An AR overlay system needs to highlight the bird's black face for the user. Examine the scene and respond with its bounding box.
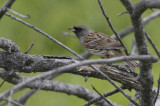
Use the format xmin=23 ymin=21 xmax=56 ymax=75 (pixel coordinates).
xmin=68 ymin=25 xmax=89 ymax=38
xmin=73 ymin=25 xmax=84 ymax=32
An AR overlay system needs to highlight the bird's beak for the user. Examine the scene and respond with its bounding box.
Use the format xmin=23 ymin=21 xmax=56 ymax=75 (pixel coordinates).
xmin=68 ymin=27 xmax=75 ymax=32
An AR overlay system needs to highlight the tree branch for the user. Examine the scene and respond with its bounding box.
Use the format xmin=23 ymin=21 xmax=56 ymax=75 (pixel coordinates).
xmin=111 ymin=10 xmax=160 ymax=39
xmin=0 ymin=38 xmax=20 ymax=53
xmin=83 ymin=86 xmax=126 ymax=106
xmin=133 ymin=0 xmax=160 ymax=19
xmin=120 ymin=0 xmax=155 ymax=105
xmin=0 ymin=0 xmax=15 ymax=19
xmin=145 ymin=32 xmax=160 ymax=58
xmin=0 ymin=51 xmax=158 ymax=73
xmin=0 ymin=70 xmax=111 ymax=106
xmin=15 ymin=89 xmax=36 ymax=106
xmin=2 ymin=98 xmax=23 ymax=106
xmin=91 ymin=84 xmax=114 ymax=106
xmin=98 ymin=0 xmax=129 ymax=55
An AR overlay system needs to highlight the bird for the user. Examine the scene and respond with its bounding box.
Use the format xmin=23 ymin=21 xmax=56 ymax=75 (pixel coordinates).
xmin=68 ymin=25 xmax=139 ymax=69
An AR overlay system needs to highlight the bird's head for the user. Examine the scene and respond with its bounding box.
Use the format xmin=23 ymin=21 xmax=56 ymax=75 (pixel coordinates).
xmin=68 ymin=25 xmax=91 ymax=38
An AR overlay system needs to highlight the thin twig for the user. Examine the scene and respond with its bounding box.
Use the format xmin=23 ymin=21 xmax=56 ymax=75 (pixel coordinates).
xmin=0 ymin=80 xmax=5 ymax=88
xmin=128 ymin=92 xmax=140 ymax=106
xmin=145 ymin=31 xmax=160 ymax=58
xmin=117 ymin=11 xmax=128 ymax=16
xmin=2 ymin=98 xmax=23 ymax=106
xmin=0 ymin=69 xmax=15 ymax=88
xmin=24 ymin=42 xmax=34 ymax=54
xmin=112 ymin=10 xmax=160 ymax=39
xmin=7 ymin=8 xmax=30 ymax=19
xmin=16 ymin=89 xmax=36 ymax=105
xmin=0 ymin=0 xmax=15 ymax=19
xmin=91 ymin=84 xmax=113 ymax=106
xmin=98 ymin=0 xmax=129 ymax=55
xmin=83 ymin=86 xmax=126 ymax=106
xmin=75 ymin=52 xmax=92 ymax=60
xmin=8 ymin=90 xmax=13 ymax=106
xmin=154 ymin=74 xmax=160 ymax=104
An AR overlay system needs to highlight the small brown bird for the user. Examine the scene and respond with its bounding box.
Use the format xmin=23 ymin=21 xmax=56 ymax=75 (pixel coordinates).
xmin=68 ymin=25 xmax=138 ymax=69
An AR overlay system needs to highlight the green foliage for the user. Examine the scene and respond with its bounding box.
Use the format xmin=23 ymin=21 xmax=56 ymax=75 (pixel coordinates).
xmin=0 ymin=0 xmax=160 ymax=105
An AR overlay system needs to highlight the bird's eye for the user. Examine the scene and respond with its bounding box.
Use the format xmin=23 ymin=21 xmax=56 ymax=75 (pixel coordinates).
xmin=74 ymin=27 xmax=82 ymax=31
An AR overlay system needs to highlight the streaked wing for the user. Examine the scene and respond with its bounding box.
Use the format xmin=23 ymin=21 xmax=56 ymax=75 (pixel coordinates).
xmin=84 ymin=32 xmax=124 ymax=50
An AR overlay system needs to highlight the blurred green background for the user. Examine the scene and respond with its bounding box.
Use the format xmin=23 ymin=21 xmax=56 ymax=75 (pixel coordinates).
xmin=0 ymin=0 xmax=160 ymax=105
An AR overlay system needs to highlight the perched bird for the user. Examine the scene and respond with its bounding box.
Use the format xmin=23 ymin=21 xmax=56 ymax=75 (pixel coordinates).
xmin=68 ymin=25 xmax=138 ymax=69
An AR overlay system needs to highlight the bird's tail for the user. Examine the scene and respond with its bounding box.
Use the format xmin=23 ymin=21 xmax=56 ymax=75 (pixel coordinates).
xmin=117 ymin=51 xmax=139 ymax=70
xmin=125 ymin=61 xmax=139 ymax=70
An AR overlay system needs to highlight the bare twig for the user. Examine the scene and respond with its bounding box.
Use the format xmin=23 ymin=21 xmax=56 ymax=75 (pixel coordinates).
xmin=145 ymin=32 xmax=160 ymax=58
xmin=8 ymin=90 xmax=13 ymax=106
xmin=24 ymin=42 xmax=34 ymax=54
xmin=117 ymin=11 xmax=128 ymax=16
xmin=128 ymin=92 xmax=140 ymax=106
xmin=0 ymin=69 xmax=16 ymax=88
xmin=75 ymin=52 xmax=92 ymax=60
xmin=15 ymin=89 xmax=36 ymax=105
xmin=91 ymin=84 xmax=114 ymax=106
xmin=83 ymin=86 xmax=126 ymax=106
xmin=0 ymin=0 xmax=15 ymax=19
xmin=154 ymin=74 xmax=160 ymax=104
xmin=2 ymin=98 xmax=23 ymax=106
xmin=98 ymin=0 xmax=129 ymax=55
xmin=7 ymin=8 xmax=30 ymax=19
xmin=112 ymin=10 xmax=160 ymax=39
xmin=0 ymin=80 xmax=5 ymax=87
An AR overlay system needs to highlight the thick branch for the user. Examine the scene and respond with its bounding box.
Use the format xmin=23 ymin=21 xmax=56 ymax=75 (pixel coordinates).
xmin=0 ymin=51 xmax=158 ymax=73
xmin=0 ymin=52 xmax=158 ymax=101
xmin=0 ymin=51 xmax=74 ymax=73
xmin=0 ymin=51 xmax=158 ymax=91
xmin=120 ymin=0 xmax=155 ymax=106
xmin=0 ymin=38 xmax=20 ymax=53
xmin=133 ymin=0 xmax=160 ymax=19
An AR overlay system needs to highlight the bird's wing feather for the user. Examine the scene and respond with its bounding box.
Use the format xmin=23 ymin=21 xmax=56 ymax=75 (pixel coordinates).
xmin=84 ymin=32 xmax=124 ymax=50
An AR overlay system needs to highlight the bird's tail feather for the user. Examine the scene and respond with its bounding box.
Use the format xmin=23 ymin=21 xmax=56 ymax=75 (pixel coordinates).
xmin=118 ymin=52 xmax=139 ymax=70
xmin=125 ymin=61 xmax=139 ymax=70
